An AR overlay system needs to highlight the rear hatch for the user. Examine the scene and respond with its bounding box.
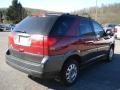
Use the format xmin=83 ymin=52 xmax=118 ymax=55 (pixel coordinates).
xmin=8 ymin=15 xmax=58 ymax=59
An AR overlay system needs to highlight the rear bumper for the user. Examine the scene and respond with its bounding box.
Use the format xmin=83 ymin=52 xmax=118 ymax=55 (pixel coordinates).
xmin=5 ymin=49 xmax=65 ymax=78
xmin=6 ymin=53 xmax=45 ymax=77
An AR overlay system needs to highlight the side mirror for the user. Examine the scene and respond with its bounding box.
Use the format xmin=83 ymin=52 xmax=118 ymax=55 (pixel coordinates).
xmin=106 ymin=29 xmax=114 ymax=36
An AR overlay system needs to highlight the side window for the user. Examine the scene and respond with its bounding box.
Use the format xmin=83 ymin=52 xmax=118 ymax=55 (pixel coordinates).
xmin=92 ymin=21 xmax=104 ymax=37
xmin=50 ymin=16 xmax=74 ymax=36
xmin=79 ymin=18 xmax=94 ymax=36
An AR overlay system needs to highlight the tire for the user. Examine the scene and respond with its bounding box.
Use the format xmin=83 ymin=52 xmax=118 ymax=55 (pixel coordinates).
xmin=61 ymin=60 xmax=79 ymax=86
xmin=115 ymin=35 xmax=118 ymax=39
xmin=106 ymin=47 xmax=114 ymax=62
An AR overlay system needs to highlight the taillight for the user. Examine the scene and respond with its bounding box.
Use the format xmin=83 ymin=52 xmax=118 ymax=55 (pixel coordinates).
xmin=8 ymin=32 xmax=14 ymax=48
xmin=43 ymin=36 xmax=57 ymax=55
xmin=31 ymin=35 xmax=43 ymax=46
xmin=8 ymin=32 xmax=14 ymax=40
xmin=31 ymin=35 xmax=57 ymax=46
xmin=43 ymin=36 xmax=57 ymax=46
xmin=114 ymin=28 xmax=117 ymax=33
xmin=30 ymin=35 xmax=57 ymax=55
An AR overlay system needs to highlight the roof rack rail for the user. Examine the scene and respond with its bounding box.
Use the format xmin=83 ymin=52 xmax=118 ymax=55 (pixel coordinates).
xmin=63 ymin=13 xmax=79 ymax=16
xmin=79 ymin=13 xmax=92 ymax=19
xmin=46 ymin=12 xmax=63 ymax=16
xmin=66 ymin=13 xmax=70 ymax=15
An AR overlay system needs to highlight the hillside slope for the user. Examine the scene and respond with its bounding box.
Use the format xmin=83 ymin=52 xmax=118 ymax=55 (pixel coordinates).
xmin=73 ymin=3 xmax=120 ymax=24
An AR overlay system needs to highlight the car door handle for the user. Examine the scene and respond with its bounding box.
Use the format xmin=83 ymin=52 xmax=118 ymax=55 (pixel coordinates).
xmin=86 ymin=41 xmax=94 ymax=43
xmin=85 ymin=41 xmax=96 ymax=44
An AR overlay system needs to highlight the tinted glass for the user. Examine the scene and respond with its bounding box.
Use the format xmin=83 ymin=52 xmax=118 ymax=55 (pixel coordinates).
xmin=49 ymin=16 xmax=75 ymax=36
xmin=108 ymin=24 xmax=115 ymax=28
xmin=79 ymin=18 xmax=94 ymax=36
xmin=93 ymin=21 xmax=104 ymax=37
xmin=12 ymin=16 xmax=58 ymax=34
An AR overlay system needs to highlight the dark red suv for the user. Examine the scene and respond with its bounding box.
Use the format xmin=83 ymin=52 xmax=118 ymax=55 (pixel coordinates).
xmin=6 ymin=13 xmax=115 ymax=85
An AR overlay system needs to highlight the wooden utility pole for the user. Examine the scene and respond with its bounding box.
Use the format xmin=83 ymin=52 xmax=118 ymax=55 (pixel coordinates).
xmin=95 ymin=0 xmax=98 ymax=20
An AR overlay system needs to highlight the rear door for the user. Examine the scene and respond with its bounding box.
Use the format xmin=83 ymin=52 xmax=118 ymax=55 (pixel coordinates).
xmin=78 ymin=17 xmax=98 ymax=63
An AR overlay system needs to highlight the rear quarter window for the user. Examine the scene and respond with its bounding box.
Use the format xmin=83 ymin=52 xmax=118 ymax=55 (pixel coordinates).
xmin=79 ymin=18 xmax=95 ymax=36
xmin=49 ymin=16 xmax=75 ymax=36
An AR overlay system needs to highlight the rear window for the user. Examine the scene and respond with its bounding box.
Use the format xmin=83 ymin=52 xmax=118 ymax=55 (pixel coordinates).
xmin=12 ymin=16 xmax=58 ymax=35
xmin=49 ymin=16 xmax=75 ymax=36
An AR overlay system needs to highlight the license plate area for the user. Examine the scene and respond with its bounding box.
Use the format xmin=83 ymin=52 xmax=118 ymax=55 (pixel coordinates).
xmin=14 ymin=35 xmax=31 ymax=46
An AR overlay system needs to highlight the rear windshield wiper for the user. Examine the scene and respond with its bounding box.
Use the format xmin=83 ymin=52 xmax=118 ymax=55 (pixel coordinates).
xmin=15 ymin=30 xmax=26 ymax=33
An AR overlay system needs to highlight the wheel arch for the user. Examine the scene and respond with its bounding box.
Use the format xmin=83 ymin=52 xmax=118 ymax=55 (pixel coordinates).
xmin=61 ymin=54 xmax=82 ymax=71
